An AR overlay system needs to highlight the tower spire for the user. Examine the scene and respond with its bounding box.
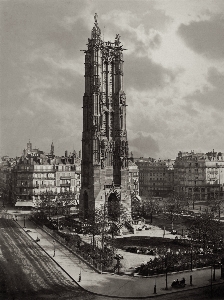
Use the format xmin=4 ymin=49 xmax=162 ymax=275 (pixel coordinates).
xmin=91 ymin=13 xmax=101 ymax=40
xmin=50 ymin=141 xmax=54 ymax=156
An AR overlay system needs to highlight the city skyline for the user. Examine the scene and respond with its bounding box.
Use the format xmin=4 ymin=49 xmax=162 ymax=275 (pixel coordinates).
xmin=1 ymin=0 xmax=224 ymax=159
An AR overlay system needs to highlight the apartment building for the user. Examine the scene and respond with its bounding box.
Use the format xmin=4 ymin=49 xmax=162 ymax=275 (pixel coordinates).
xmin=11 ymin=141 xmax=81 ymax=208
xmin=174 ymin=150 xmax=224 ymax=200
xmin=135 ymin=157 xmax=174 ymax=198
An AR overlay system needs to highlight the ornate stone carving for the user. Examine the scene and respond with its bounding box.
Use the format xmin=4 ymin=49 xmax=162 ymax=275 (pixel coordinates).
xmin=120 ymin=93 xmax=126 ymax=104
xmin=115 ymin=34 xmax=121 ymax=46
xmin=115 ymin=129 xmax=124 ymax=137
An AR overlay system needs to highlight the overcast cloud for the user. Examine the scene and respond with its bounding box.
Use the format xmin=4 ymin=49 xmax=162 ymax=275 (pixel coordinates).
xmin=1 ymin=0 xmax=224 ymax=159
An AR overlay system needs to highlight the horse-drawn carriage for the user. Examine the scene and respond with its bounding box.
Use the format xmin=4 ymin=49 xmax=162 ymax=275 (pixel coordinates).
xmin=171 ymin=277 xmax=185 ymax=288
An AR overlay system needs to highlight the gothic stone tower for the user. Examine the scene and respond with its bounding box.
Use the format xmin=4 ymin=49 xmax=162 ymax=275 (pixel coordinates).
xmin=79 ymin=15 xmax=131 ymax=219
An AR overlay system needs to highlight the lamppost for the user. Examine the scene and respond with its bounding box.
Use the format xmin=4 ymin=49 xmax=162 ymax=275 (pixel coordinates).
xmin=213 ymin=254 xmax=217 ymax=282
xmin=213 ymin=263 xmax=216 ymax=281
xmin=23 ymin=216 xmax=26 ymax=228
xmin=164 ymin=248 xmax=171 ymax=290
xmin=210 ymin=265 xmax=213 ymax=298
xmin=221 ymin=258 xmax=224 ymax=279
xmin=56 ymin=201 xmax=60 ymax=231
xmin=165 ymin=256 xmax=168 ymax=290
xmin=154 ymin=278 xmax=157 ymax=294
xmin=53 ymin=240 xmax=55 ymax=257
xmin=190 ymin=244 xmax=193 ymax=271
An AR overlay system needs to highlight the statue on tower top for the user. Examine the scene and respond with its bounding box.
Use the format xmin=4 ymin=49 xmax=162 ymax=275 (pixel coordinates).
xmin=94 ymin=13 xmax=98 ymax=25
xmin=115 ymin=34 xmax=121 ymax=46
xmin=91 ymin=13 xmax=101 ymax=40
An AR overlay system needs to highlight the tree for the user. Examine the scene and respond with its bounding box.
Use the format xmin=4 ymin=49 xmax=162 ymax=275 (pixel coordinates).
xmin=83 ymin=205 xmax=107 ymax=251
xmin=142 ymin=195 xmax=160 ymax=223
xmin=188 ymin=212 xmax=222 ymax=249
xmin=83 ymin=201 xmax=131 ymax=252
xmin=80 ymin=202 xmax=129 ymax=271
xmin=164 ymin=196 xmax=181 ymax=230
xmin=208 ymin=195 xmax=224 ymax=220
xmin=56 ymin=191 xmax=77 ymax=215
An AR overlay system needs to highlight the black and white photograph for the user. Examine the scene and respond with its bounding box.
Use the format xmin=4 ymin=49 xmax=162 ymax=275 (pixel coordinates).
xmin=1 ymin=1 xmax=224 ymax=299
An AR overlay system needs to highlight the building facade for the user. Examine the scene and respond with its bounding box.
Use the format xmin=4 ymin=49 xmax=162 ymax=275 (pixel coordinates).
xmin=135 ymin=157 xmax=174 ymax=198
xmin=0 ymin=157 xmax=13 ymax=205
xmin=55 ymin=159 xmax=81 ymax=204
xmin=79 ymin=15 xmax=135 ymax=219
xmin=11 ymin=141 xmax=81 ymax=208
xmin=174 ymin=150 xmax=224 ymax=200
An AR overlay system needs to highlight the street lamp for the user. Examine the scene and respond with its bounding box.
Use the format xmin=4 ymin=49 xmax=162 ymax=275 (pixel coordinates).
xmin=213 ymin=263 xmax=216 ymax=281
xmin=213 ymin=254 xmax=217 ymax=281
xmin=221 ymin=258 xmax=224 ymax=279
xmin=23 ymin=216 xmax=26 ymax=228
xmin=153 ymin=278 xmax=157 ymax=294
xmin=53 ymin=240 xmax=55 ymax=257
xmin=56 ymin=201 xmax=60 ymax=231
xmin=164 ymin=248 xmax=171 ymax=290
xmin=189 ymin=237 xmax=194 ymax=271
xmin=210 ymin=265 xmax=213 ymax=298
xmin=165 ymin=256 xmax=168 ymax=290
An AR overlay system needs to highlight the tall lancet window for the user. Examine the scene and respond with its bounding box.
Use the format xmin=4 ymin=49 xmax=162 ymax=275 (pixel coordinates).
xmin=105 ymin=111 xmax=109 ymax=137
xmin=110 ymin=112 xmax=114 ymax=136
xmin=120 ymin=114 xmax=123 ymax=130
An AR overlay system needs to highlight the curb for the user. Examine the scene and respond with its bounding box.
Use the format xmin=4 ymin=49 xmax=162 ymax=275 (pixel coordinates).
xmin=134 ymin=266 xmax=212 ymax=279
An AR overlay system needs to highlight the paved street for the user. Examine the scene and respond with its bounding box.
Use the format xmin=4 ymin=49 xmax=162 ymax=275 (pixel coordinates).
xmin=0 ymin=218 xmax=94 ymax=300
xmin=12 ymin=213 xmax=224 ymax=298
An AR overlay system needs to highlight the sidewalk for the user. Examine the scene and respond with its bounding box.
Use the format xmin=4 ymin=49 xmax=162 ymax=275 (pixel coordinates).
xmin=14 ymin=217 xmax=224 ymax=298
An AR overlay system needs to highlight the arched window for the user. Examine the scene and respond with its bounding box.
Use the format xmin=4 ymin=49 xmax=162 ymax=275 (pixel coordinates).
xmin=108 ymin=192 xmax=120 ymax=221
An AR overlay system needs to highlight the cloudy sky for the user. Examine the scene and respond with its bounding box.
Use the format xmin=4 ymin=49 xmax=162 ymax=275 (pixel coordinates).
xmin=1 ymin=0 xmax=224 ymax=159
